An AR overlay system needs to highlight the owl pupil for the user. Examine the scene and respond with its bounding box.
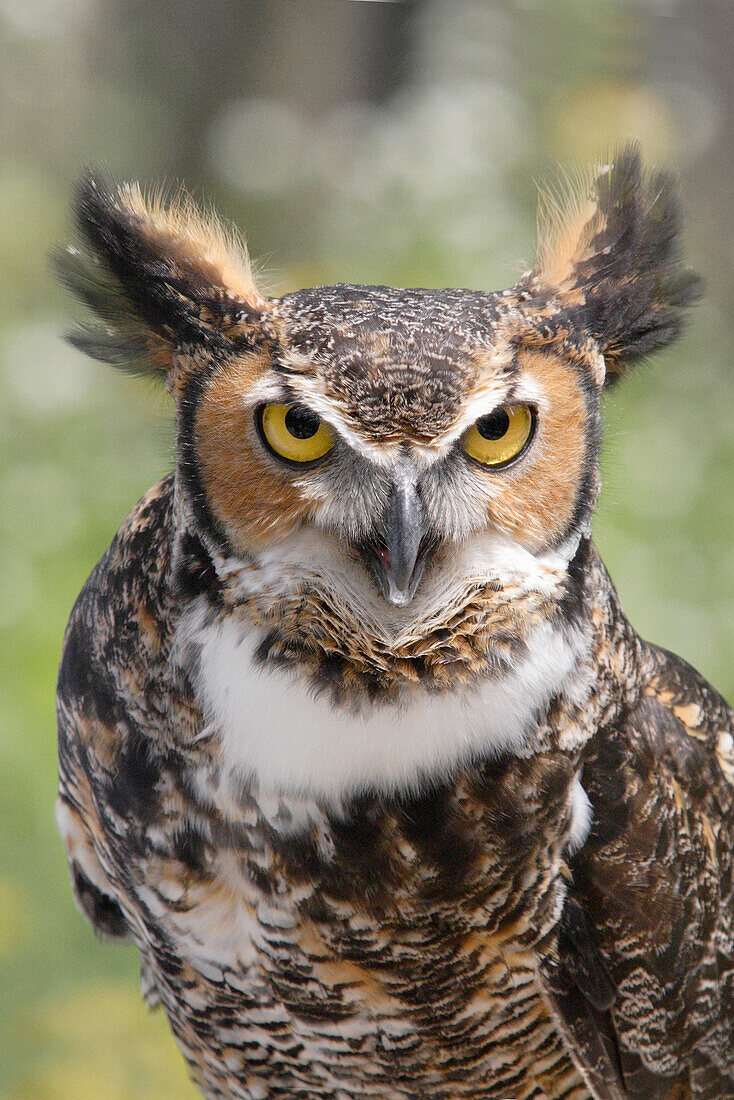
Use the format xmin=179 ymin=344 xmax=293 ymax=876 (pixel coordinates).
xmin=476 ymin=408 xmax=510 ymax=440
xmin=285 ymin=406 xmax=320 ymax=439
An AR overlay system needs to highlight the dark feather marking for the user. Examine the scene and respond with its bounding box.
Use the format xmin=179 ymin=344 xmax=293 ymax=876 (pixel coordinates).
xmin=105 ymin=729 xmax=163 ymax=827
xmin=394 ymin=786 xmax=482 ymax=897
xmin=71 ymin=863 xmax=130 ymax=940
xmin=172 ymin=530 xmax=223 ymax=606
xmin=556 ymin=535 xmax=593 ymax=628
xmin=171 ymin=824 xmax=211 ymax=876
xmin=176 ymin=361 xmax=235 ymax=559
xmin=556 ymin=897 xmax=616 ymax=1012
xmin=57 ymin=617 xmax=124 ymax=728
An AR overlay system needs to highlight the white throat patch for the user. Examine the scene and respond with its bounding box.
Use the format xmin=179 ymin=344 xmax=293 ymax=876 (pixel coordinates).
xmin=178 ymin=604 xmax=588 ymax=803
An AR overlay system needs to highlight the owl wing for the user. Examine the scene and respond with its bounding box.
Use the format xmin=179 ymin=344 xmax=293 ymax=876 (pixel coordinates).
xmin=56 ymin=476 xmax=205 ymax=964
xmin=542 ymin=644 xmax=734 ymax=1099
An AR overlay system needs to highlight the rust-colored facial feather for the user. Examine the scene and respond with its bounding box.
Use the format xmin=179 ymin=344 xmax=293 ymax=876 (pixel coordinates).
xmin=483 ymin=349 xmax=591 ymax=550
xmin=191 ymin=328 xmax=592 ymax=563
xmin=194 ymin=352 xmax=315 ymax=553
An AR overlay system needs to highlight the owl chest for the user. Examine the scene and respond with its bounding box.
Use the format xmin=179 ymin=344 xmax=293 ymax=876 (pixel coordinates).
xmin=139 ymin=774 xmax=585 ymax=1099
xmin=142 ymin=604 xmax=590 ymax=1093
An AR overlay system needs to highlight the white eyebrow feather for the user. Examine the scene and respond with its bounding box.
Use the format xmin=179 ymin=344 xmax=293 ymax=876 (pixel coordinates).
xmin=249 ymin=352 xmax=545 ymax=469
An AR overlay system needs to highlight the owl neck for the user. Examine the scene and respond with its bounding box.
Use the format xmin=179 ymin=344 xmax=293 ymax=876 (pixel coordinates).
xmin=172 ymin=514 xmax=640 ymax=801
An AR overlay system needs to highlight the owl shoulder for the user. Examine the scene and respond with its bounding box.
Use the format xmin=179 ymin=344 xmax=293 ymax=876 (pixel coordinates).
xmin=551 ymin=643 xmax=734 ymax=1094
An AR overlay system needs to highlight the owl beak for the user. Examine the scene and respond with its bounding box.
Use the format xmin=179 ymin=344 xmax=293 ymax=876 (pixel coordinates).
xmin=360 ymin=476 xmax=431 ymax=606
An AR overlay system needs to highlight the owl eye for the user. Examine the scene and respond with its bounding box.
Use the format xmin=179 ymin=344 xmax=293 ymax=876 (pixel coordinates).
xmin=257 ymin=403 xmax=334 ymax=465
xmin=461 ymin=404 xmax=535 ymax=468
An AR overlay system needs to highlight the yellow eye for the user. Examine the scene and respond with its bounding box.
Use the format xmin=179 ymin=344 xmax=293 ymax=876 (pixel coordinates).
xmin=461 ymin=404 xmax=535 ymax=468
xmin=258 ymin=403 xmax=334 ymax=465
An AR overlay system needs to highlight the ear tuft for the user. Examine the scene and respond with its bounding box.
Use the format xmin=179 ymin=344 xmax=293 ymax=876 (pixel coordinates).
xmin=55 ymin=171 xmax=268 ymax=389
xmin=533 ymin=143 xmax=703 ymax=380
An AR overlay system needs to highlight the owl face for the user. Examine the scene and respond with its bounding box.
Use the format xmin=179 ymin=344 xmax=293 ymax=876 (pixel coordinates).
xmin=60 ymin=145 xmax=699 ymax=644
xmin=190 ymin=285 xmax=597 ymax=617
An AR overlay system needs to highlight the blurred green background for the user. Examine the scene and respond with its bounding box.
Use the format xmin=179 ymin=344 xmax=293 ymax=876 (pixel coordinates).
xmin=1 ymin=0 xmax=732 ymax=1095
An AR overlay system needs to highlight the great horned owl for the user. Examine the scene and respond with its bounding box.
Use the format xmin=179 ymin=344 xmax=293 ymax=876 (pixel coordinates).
xmin=56 ymin=145 xmax=734 ymax=1099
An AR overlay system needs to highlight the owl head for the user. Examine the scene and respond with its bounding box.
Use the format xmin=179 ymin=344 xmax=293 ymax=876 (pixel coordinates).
xmin=58 ymin=145 xmax=700 ymax=696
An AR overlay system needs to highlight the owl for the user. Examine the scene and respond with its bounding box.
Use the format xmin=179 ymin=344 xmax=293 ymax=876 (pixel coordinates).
xmin=56 ymin=145 xmax=734 ymax=1100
